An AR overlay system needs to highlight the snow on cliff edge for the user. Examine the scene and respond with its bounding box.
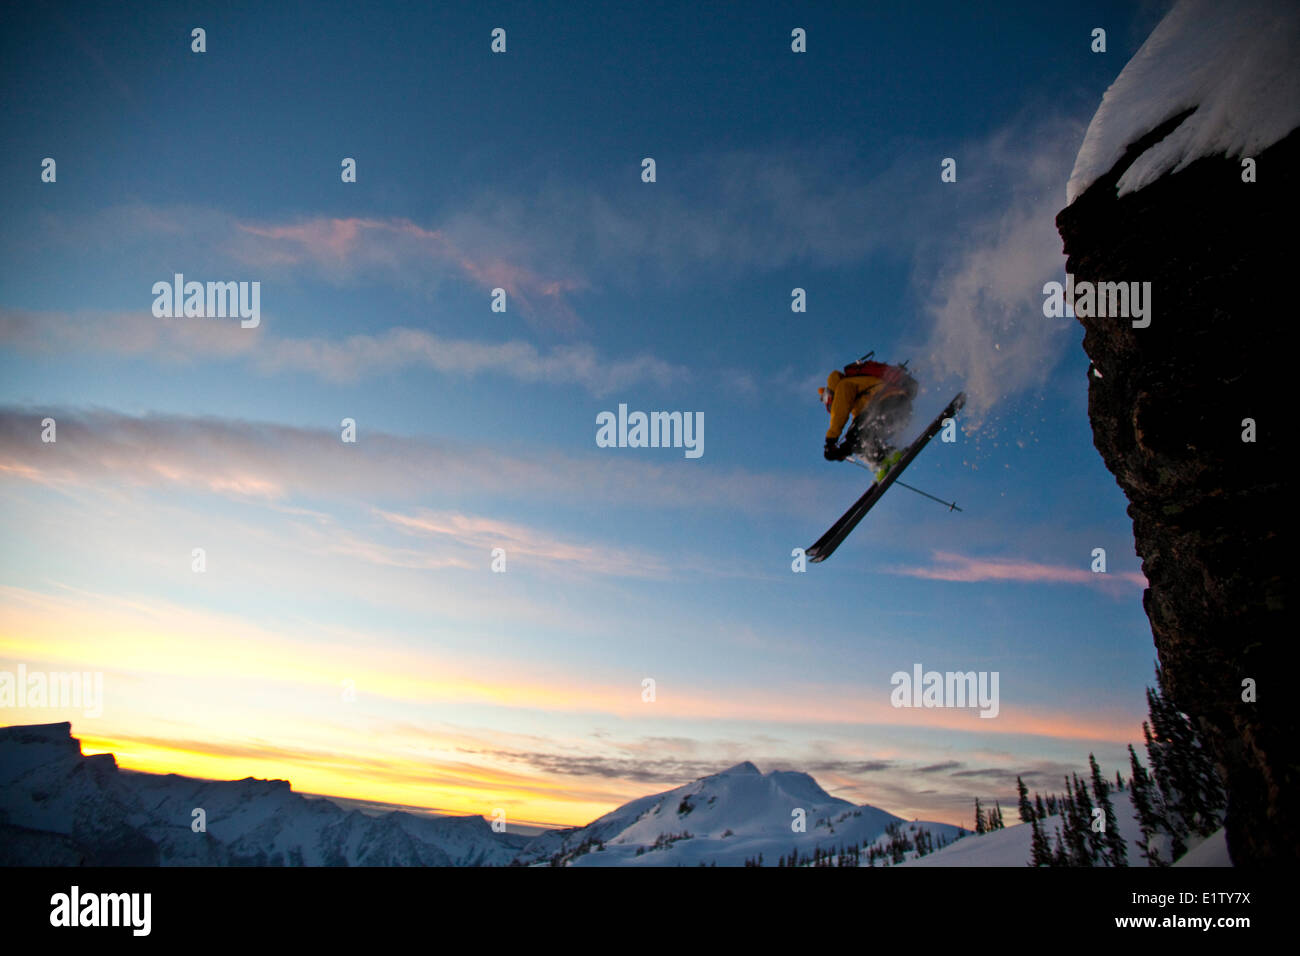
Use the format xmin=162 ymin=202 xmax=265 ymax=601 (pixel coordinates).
xmin=1066 ymin=0 xmax=1300 ymax=205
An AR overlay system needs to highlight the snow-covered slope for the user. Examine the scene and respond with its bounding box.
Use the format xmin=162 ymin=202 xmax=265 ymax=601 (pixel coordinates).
xmin=1066 ymin=0 xmax=1300 ymax=204
xmin=896 ymin=790 xmax=1227 ymax=867
xmin=1173 ymin=828 xmax=1230 ymax=867
xmin=0 ymin=723 xmax=522 ymax=866
xmin=517 ymin=760 xmax=964 ymax=867
xmin=897 ymin=798 xmax=1138 ymax=867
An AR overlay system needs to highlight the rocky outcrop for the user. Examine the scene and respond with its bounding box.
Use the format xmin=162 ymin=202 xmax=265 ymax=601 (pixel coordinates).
xmin=1056 ymin=120 xmax=1296 ymax=864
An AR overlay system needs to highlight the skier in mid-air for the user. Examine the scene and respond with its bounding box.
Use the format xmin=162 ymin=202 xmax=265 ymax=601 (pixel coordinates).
xmin=806 ymin=354 xmax=965 ymax=563
xmin=818 ymin=354 xmax=918 ymax=478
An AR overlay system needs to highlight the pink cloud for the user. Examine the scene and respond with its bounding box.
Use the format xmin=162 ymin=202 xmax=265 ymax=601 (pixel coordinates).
xmin=238 ymin=217 xmax=375 ymax=259
xmin=890 ymin=550 xmax=1147 ymax=589
xmin=236 ymin=216 xmax=587 ymax=330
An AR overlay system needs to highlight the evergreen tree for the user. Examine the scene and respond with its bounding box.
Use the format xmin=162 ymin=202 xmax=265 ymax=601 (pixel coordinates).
xmin=1127 ymin=667 xmax=1228 ymax=865
xmin=1029 ymin=814 xmax=1052 ymax=867
xmin=1090 ymin=752 xmax=1127 ymax=867
xmin=974 ymin=797 xmax=986 ymax=835
xmin=1115 ymin=769 xmax=1124 ymax=792
xmin=1145 ymin=666 xmax=1226 ymax=843
xmin=1059 ymin=779 xmax=1074 ymax=834
xmin=1051 ymin=827 xmax=1070 ymax=867
xmin=1128 ymin=743 xmax=1167 ymax=865
xmin=1035 ymin=792 xmax=1047 ymax=819
xmin=1064 ymin=775 xmax=1093 ymax=866
xmin=1143 ymin=708 xmax=1188 ymax=861
xmin=1017 ymin=776 xmax=1034 ymax=823
xmin=994 ymin=801 xmax=1005 ymax=830
xmin=1076 ymin=769 xmax=1104 ymax=864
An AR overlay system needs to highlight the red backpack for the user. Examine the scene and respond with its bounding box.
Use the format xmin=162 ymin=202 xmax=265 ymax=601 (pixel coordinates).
xmin=842 ymin=355 xmax=917 ymax=397
xmin=842 ymin=359 xmax=892 ymax=379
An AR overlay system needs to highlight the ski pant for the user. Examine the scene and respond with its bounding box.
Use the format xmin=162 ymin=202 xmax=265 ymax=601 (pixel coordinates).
xmin=826 ymin=375 xmax=883 ymax=440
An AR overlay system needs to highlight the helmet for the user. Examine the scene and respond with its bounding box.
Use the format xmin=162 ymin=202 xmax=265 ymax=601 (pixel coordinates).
xmin=817 ymin=386 xmax=832 ymax=412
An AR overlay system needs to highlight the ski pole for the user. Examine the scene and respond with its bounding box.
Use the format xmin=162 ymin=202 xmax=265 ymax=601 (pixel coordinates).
xmin=894 ymin=479 xmax=962 ymax=512
xmin=845 ymin=457 xmax=962 ymax=512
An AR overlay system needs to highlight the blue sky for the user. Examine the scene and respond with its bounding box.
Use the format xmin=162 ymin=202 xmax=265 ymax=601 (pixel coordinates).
xmin=1 ymin=0 xmax=1170 ymax=827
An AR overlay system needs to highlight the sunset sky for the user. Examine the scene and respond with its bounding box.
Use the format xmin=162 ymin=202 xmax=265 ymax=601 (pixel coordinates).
xmin=1 ymin=0 xmax=1165 ymax=829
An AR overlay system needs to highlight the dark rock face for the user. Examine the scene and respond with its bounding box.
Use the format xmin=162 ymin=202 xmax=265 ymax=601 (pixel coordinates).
xmin=1056 ymin=119 xmax=1297 ymax=865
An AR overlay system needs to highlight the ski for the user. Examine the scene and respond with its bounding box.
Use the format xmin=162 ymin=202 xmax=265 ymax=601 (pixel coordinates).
xmin=806 ymin=392 xmax=965 ymax=563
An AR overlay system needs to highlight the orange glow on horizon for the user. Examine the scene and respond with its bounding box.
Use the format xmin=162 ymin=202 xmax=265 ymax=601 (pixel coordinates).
xmin=3 ymin=582 xmax=1147 ymax=830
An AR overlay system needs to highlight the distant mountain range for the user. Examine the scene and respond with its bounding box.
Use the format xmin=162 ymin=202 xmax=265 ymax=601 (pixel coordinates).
xmin=5 ymin=721 xmax=1225 ymax=866
xmin=0 ymin=723 xmax=524 ymax=866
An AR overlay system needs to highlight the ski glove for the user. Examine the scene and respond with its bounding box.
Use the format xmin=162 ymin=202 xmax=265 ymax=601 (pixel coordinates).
xmin=824 ymin=437 xmax=849 ymax=461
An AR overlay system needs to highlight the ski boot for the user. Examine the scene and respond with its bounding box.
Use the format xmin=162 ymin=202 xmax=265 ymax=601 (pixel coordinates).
xmin=873 ymin=446 xmax=903 ymax=482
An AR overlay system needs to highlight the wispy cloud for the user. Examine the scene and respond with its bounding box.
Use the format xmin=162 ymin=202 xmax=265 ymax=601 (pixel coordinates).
xmin=18 ymin=144 xmax=932 ymax=322
xmin=234 ymin=216 xmax=588 ymax=330
xmin=254 ymin=327 xmax=684 ymax=394
xmin=376 ymin=508 xmax=671 ymax=578
xmin=14 ymin=203 xmax=588 ymax=331
xmin=0 ymin=406 xmax=831 ymax=516
xmin=0 ymin=308 xmax=685 ymax=396
xmin=889 ymin=550 xmax=1147 ymax=590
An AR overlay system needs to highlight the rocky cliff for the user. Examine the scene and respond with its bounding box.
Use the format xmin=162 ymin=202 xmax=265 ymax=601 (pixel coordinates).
xmin=1056 ymin=67 xmax=1297 ymax=863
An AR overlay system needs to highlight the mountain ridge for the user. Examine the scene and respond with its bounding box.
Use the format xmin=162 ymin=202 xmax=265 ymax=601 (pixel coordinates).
xmin=1 ymin=722 xmax=965 ymax=867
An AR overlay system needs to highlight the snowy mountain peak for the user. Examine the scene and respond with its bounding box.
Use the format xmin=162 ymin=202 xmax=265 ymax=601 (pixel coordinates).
xmin=518 ymin=758 xmax=963 ymax=867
